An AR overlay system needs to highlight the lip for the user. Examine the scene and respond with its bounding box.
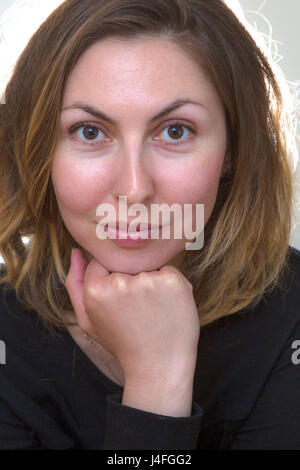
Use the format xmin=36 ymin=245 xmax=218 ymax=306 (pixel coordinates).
xmin=100 ymin=223 xmax=163 ymax=247
xmin=112 ymin=225 xmax=161 ymax=238
xmin=103 ymin=222 xmax=162 ymax=231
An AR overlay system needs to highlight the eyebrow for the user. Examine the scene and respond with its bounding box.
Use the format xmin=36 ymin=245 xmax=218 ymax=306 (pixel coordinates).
xmin=61 ymin=99 xmax=207 ymax=124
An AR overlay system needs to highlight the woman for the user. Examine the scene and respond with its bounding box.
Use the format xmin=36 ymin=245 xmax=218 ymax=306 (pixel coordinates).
xmin=0 ymin=0 xmax=299 ymax=450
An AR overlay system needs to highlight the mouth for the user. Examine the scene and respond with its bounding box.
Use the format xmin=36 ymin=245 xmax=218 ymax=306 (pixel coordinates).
xmin=96 ymin=221 xmax=164 ymax=246
xmin=106 ymin=223 xmax=162 ymax=239
xmin=114 ymin=222 xmax=162 ymax=232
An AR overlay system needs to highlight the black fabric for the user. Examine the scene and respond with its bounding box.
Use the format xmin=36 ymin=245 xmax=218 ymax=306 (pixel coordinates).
xmin=0 ymin=246 xmax=299 ymax=450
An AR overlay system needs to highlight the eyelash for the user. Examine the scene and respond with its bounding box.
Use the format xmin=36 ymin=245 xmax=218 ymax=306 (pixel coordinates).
xmin=67 ymin=120 xmax=197 ymax=148
xmin=68 ymin=121 xmax=109 ymax=148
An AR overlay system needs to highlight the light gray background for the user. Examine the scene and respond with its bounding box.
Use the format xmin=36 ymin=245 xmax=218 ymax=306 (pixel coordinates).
xmin=240 ymin=0 xmax=299 ymax=81
xmin=0 ymin=0 xmax=299 ymax=249
xmin=1 ymin=0 xmax=299 ymax=81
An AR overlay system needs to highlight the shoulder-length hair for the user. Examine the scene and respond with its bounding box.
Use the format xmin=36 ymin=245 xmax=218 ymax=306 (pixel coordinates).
xmin=0 ymin=0 xmax=296 ymax=331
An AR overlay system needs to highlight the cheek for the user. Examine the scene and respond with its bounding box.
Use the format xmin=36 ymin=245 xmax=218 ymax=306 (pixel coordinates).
xmin=51 ymin=155 xmax=111 ymax=214
xmin=160 ymin=156 xmax=223 ymax=233
xmin=164 ymin=157 xmax=223 ymax=207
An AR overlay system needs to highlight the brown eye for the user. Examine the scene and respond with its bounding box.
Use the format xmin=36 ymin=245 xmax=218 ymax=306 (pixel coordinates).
xmin=167 ymin=126 xmax=184 ymax=139
xmin=72 ymin=124 xmax=106 ymax=143
xmin=157 ymin=123 xmax=194 ymax=143
xmin=82 ymin=126 xmax=101 ymax=140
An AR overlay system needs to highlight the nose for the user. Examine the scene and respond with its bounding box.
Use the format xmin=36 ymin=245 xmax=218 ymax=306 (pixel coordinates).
xmin=112 ymin=144 xmax=155 ymax=206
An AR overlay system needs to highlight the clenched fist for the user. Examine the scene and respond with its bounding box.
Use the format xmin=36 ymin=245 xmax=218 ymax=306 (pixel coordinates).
xmin=65 ymin=248 xmax=200 ymax=386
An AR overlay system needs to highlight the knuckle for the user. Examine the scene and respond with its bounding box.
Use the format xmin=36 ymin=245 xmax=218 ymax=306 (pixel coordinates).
xmin=137 ymin=272 xmax=155 ymax=290
xmin=111 ymin=273 xmax=128 ymax=293
xmin=160 ymin=265 xmax=179 ymax=274
xmin=86 ymin=281 xmax=102 ymax=301
xmin=163 ymin=271 xmax=181 ymax=288
xmin=160 ymin=266 xmax=191 ymax=291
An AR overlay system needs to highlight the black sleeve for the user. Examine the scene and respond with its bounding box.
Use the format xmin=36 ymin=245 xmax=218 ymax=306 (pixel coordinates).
xmin=102 ymin=393 xmax=204 ymax=450
xmin=0 ymin=384 xmax=203 ymax=450
xmin=229 ymin=317 xmax=300 ymax=450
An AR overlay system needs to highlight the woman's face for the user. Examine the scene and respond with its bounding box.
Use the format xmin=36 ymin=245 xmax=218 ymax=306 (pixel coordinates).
xmin=51 ymin=37 xmax=227 ymax=274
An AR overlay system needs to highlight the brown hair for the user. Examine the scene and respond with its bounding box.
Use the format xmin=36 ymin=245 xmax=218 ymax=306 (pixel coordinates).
xmin=0 ymin=0 xmax=295 ymax=331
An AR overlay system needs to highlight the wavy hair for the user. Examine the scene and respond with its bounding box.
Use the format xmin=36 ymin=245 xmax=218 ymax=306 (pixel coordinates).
xmin=0 ymin=0 xmax=296 ymax=331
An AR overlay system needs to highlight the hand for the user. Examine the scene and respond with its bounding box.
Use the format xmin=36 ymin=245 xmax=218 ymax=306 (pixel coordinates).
xmin=65 ymin=248 xmax=200 ymax=385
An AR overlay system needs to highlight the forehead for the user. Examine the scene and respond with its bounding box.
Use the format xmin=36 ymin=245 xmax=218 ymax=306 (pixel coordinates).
xmin=62 ymin=37 xmax=220 ymax=109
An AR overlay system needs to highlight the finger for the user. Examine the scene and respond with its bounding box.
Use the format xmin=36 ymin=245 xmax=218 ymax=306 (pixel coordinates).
xmin=84 ymin=258 xmax=132 ymax=300
xmin=84 ymin=257 xmax=111 ymax=297
xmin=158 ymin=264 xmax=181 ymax=274
xmin=65 ymin=248 xmax=90 ymax=327
xmin=158 ymin=264 xmax=187 ymax=287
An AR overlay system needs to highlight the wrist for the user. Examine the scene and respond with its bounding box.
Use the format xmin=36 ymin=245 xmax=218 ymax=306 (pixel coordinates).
xmin=123 ymin=349 xmax=198 ymax=385
xmin=122 ymin=367 xmax=196 ymax=417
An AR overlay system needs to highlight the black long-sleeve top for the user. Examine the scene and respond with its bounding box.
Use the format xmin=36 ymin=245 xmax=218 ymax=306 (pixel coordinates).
xmin=0 ymin=246 xmax=299 ymax=450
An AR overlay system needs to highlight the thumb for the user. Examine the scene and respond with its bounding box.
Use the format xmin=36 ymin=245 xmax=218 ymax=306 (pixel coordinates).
xmin=65 ymin=248 xmax=89 ymax=327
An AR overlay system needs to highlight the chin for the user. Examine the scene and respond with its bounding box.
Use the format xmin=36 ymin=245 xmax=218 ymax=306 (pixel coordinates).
xmin=82 ymin=248 xmax=170 ymax=274
xmin=80 ymin=238 xmax=185 ymax=275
